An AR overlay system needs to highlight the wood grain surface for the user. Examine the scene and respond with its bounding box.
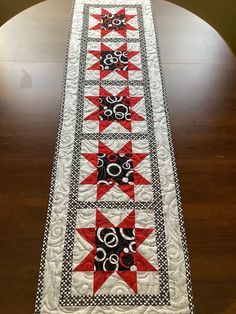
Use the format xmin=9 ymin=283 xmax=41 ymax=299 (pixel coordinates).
xmin=0 ymin=0 xmax=235 ymax=313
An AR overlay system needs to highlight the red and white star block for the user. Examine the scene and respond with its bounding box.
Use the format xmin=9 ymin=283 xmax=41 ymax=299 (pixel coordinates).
xmin=83 ymin=85 xmax=147 ymax=133
xmin=72 ymin=208 xmax=159 ymax=296
xmin=73 ymin=210 xmax=157 ymax=294
xmin=87 ymin=42 xmax=141 ymax=80
xmin=78 ymin=139 xmax=153 ymax=202
xmin=88 ymin=7 xmax=138 ymax=39
xmin=84 ymin=86 xmax=144 ymax=133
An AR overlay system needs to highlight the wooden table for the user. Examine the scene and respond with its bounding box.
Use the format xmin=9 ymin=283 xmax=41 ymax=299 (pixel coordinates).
xmin=0 ymin=0 xmax=235 ymax=313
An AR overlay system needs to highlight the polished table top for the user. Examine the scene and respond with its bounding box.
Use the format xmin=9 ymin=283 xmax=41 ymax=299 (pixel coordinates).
xmin=0 ymin=0 xmax=236 ymax=313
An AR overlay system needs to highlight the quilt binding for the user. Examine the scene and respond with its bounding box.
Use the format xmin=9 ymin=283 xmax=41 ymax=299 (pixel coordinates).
xmin=34 ymin=0 xmax=194 ymax=312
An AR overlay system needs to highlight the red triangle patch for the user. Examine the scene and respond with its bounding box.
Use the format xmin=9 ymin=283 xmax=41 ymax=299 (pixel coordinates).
xmin=85 ymin=96 xmax=100 ymax=107
xmin=100 ymin=86 xmax=113 ymax=96
xmin=117 ymin=271 xmax=137 ymax=293
xmin=117 ymin=86 xmax=130 ymax=97
xmin=101 ymin=28 xmax=112 ymax=38
xmin=101 ymin=43 xmax=112 ymax=52
xmin=118 ymin=43 xmax=128 ymax=51
xmin=132 ymin=153 xmax=148 ymax=167
xmin=88 ymin=50 xmax=100 ymax=59
xmin=118 ymin=120 xmax=132 ymax=132
xmin=129 ymin=96 xmax=143 ymax=107
xmin=97 ymin=183 xmax=114 ymax=201
xmin=136 ymin=228 xmax=154 ymax=248
xmin=99 ymin=120 xmax=113 ymax=132
xmin=73 ymin=248 xmax=96 ymax=271
xmin=116 ymin=8 xmax=125 ymax=15
xmin=96 ymin=210 xmax=115 ymax=228
xmin=90 ymin=23 xmax=101 ymax=31
xmin=101 ymin=8 xmax=111 ymax=16
xmin=90 ymin=14 xmax=101 ymax=22
xmin=117 ymin=70 xmax=128 ymax=80
xmin=128 ymin=62 xmax=140 ymax=71
xmin=131 ymin=111 xmax=145 ymax=121
xmin=100 ymin=70 xmax=113 ymax=79
xmin=84 ymin=110 xmax=100 ymax=121
xmin=116 ymin=29 xmax=127 ymax=38
xmin=80 ymin=170 xmax=98 ymax=185
xmin=126 ymin=24 xmax=137 ymax=31
xmin=126 ymin=14 xmax=137 ymax=23
xmin=133 ymin=170 xmax=150 ymax=185
xmin=98 ymin=141 xmax=115 ymax=155
xmin=118 ymin=140 xmax=132 ymax=154
xmin=118 ymin=184 xmax=134 ymax=200
xmin=136 ymin=251 xmax=157 ymax=271
xmin=94 ymin=271 xmax=113 ymax=294
xmin=118 ymin=210 xmax=135 ymax=228
xmin=88 ymin=61 xmax=100 ymax=70
xmin=76 ymin=228 xmax=95 ymax=248
xmin=82 ymin=154 xmax=98 ymax=167
xmin=128 ymin=51 xmax=139 ymax=59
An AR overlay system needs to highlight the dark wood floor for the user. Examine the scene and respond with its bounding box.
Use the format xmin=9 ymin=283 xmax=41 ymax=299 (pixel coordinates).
xmin=0 ymin=0 xmax=235 ymax=313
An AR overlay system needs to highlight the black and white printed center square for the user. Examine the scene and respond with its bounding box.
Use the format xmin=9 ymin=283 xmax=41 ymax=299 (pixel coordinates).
xmin=97 ymin=153 xmax=134 ymax=185
xmin=99 ymin=96 xmax=131 ymax=121
xmin=95 ymin=227 xmax=136 ymax=271
xmin=100 ymin=51 xmax=128 ymax=71
xmin=101 ymin=13 xmax=126 ymax=31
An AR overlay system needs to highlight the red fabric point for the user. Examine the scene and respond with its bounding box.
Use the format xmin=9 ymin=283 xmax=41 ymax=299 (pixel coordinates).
xmin=96 ymin=210 xmax=115 ymax=228
xmin=126 ymin=24 xmax=137 ymax=31
xmin=88 ymin=50 xmax=100 ymax=59
xmin=73 ymin=249 xmax=96 ymax=271
xmin=97 ymin=184 xmax=114 ymax=201
xmin=116 ymin=70 xmax=128 ymax=80
xmin=128 ymin=62 xmax=140 ymax=71
xmin=126 ymin=14 xmax=137 ymax=23
xmin=80 ymin=170 xmax=98 ymax=185
xmin=132 ymin=153 xmax=148 ymax=167
xmin=101 ymin=43 xmax=112 ymax=51
xmin=82 ymin=154 xmax=98 ymax=167
xmin=101 ymin=28 xmax=113 ymax=37
xmin=94 ymin=271 xmax=113 ymax=294
xmin=118 ymin=120 xmax=132 ymax=132
xmin=131 ymin=111 xmax=145 ymax=121
xmin=90 ymin=14 xmax=101 ymax=22
xmin=101 ymin=8 xmax=111 ymax=16
xmin=136 ymin=251 xmax=157 ymax=271
xmin=98 ymin=141 xmax=115 ymax=155
xmin=76 ymin=228 xmax=95 ymax=248
xmin=117 ymin=86 xmax=130 ymax=97
xmin=85 ymin=96 xmax=100 ymax=107
xmin=99 ymin=120 xmax=113 ymax=132
xmin=133 ymin=170 xmax=150 ymax=185
xmin=84 ymin=110 xmax=100 ymax=121
xmin=99 ymin=86 xmax=113 ymax=96
xmin=128 ymin=51 xmax=139 ymax=59
xmin=117 ymin=271 xmax=137 ymax=293
xmin=87 ymin=61 xmax=100 ymax=71
xmin=136 ymin=228 xmax=154 ymax=248
xmin=100 ymin=70 xmax=113 ymax=80
xmin=118 ymin=43 xmax=128 ymax=51
xmin=118 ymin=140 xmax=132 ymax=154
xmin=118 ymin=184 xmax=134 ymax=200
xmin=118 ymin=210 xmax=135 ymax=228
xmin=129 ymin=96 xmax=143 ymax=107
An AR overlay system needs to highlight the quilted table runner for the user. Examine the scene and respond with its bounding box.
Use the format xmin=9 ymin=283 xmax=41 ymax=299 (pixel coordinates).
xmin=35 ymin=0 xmax=194 ymax=313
